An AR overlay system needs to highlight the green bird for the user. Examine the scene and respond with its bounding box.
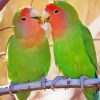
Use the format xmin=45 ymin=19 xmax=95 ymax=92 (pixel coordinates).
xmin=6 ymin=7 xmax=51 ymax=100
xmin=43 ymin=0 xmax=99 ymax=100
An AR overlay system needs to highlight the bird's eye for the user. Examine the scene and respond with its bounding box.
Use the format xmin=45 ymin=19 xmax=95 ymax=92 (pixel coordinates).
xmin=54 ymin=9 xmax=59 ymax=14
xmin=21 ymin=17 xmax=26 ymax=21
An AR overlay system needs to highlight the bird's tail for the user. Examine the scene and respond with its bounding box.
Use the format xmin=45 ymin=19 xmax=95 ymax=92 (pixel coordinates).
xmin=16 ymin=91 xmax=31 ymax=100
xmin=83 ymin=87 xmax=99 ymax=100
xmin=83 ymin=74 xmax=99 ymax=100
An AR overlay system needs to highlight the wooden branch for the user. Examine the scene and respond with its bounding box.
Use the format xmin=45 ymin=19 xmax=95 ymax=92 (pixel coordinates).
xmin=93 ymin=37 xmax=100 ymax=41
xmin=0 ymin=25 xmax=14 ymax=31
xmin=0 ymin=0 xmax=9 ymax=11
xmin=0 ymin=51 xmax=6 ymax=57
xmin=0 ymin=78 xmax=100 ymax=96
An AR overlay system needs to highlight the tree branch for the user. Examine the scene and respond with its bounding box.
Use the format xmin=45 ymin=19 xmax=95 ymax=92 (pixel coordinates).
xmin=0 ymin=25 xmax=14 ymax=31
xmin=93 ymin=37 xmax=100 ymax=41
xmin=0 ymin=51 xmax=6 ymax=57
xmin=0 ymin=78 xmax=100 ymax=96
xmin=0 ymin=0 xmax=9 ymax=11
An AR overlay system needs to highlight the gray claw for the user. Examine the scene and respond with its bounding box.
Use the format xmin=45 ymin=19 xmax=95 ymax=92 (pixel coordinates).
xmin=51 ymin=76 xmax=67 ymax=90
xmin=40 ymin=76 xmax=47 ymax=91
xmin=64 ymin=78 xmax=71 ymax=90
xmin=80 ymin=75 xmax=88 ymax=89
xmin=67 ymin=78 xmax=71 ymax=85
xmin=8 ymin=82 xmax=16 ymax=99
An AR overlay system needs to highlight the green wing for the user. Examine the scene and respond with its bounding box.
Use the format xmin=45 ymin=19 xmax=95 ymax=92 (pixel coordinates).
xmin=80 ymin=24 xmax=97 ymax=70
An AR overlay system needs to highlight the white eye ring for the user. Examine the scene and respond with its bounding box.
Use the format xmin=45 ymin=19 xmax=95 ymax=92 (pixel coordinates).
xmin=21 ymin=17 xmax=26 ymax=21
xmin=54 ymin=9 xmax=60 ymax=14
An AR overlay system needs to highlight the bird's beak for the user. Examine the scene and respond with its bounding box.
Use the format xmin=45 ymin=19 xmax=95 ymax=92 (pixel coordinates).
xmin=30 ymin=8 xmax=40 ymax=17
xmin=42 ymin=10 xmax=50 ymax=22
xmin=30 ymin=8 xmax=43 ymax=24
xmin=42 ymin=10 xmax=52 ymax=36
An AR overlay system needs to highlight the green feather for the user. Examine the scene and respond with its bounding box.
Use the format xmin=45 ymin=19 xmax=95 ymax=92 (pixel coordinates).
xmin=16 ymin=92 xmax=30 ymax=100
xmin=80 ymin=25 xmax=97 ymax=70
xmin=53 ymin=23 xmax=96 ymax=78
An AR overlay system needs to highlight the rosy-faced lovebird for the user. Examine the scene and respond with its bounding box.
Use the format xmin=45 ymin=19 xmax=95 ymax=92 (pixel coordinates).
xmin=43 ymin=0 xmax=99 ymax=100
xmin=6 ymin=7 xmax=51 ymax=100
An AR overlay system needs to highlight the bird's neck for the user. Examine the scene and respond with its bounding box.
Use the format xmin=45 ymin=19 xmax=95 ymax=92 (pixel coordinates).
xmin=51 ymin=17 xmax=67 ymax=40
xmin=15 ymin=27 xmax=45 ymax=48
xmin=51 ymin=15 xmax=80 ymax=40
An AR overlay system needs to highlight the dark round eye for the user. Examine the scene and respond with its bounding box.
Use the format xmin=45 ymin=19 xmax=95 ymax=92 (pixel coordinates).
xmin=21 ymin=17 xmax=26 ymax=21
xmin=54 ymin=9 xmax=59 ymax=14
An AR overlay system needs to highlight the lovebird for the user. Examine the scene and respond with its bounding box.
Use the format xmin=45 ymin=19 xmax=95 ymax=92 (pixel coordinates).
xmin=6 ymin=7 xmax=51 ymax=100
xmin=43 ymin=0 xmax=99 ymax=100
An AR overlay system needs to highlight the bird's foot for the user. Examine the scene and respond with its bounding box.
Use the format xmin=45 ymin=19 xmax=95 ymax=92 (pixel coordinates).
xmin=66 ymin=78 xmax=71 ymax=86
xmin=8 ymin=82 xmax=16 ymax=100
xmin=40 ymin=76 xmax=47 ymax=91
xmin=51 ymin=76 xmax=67 ymax=91
xmin=80 ymin=75 xmax=88 ymax=89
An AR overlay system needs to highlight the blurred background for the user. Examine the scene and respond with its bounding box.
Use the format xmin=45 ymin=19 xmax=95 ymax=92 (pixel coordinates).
xmin=0 ymin=0 xmax=100 ymax=100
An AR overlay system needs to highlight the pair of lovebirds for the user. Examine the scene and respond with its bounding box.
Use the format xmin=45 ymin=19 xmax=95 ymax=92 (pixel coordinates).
xmin=6 ymin=0 xmax=99 ymax=100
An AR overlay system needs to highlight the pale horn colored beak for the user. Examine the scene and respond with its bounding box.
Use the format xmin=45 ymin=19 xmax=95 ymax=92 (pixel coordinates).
xmin=30 ymin=8 xmax=40 ymax=17
xmin=41 ymin=10 xmax=52 ymax=37
xmin=42 ymin=10 xmax=50 ymax=22
xmin=30 ymin=8 xmax=43 ymax=24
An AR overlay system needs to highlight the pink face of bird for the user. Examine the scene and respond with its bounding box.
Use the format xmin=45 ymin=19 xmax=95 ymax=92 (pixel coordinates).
xmin=43 ymin=3 xmax=67 ymax=39
xmin=15 ymin=7 xmax=43 ymax=39
xmin=15 ymin=7 xmax=47 ymax=48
